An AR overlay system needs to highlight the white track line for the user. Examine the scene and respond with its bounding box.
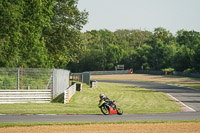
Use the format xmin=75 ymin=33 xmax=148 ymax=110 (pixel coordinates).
xmin=167 ymin=93 xmax=196 ymax=112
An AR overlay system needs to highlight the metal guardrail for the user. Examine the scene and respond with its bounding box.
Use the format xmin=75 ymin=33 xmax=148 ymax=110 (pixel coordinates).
xmin=0 ymin=90 xmax=52 ymax=104
xmin=89 ymin=70 xmax=129 ymax=75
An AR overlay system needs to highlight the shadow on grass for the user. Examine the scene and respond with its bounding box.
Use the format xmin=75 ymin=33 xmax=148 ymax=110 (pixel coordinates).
xmin=51 ymin=93 xmax=64 ymax=103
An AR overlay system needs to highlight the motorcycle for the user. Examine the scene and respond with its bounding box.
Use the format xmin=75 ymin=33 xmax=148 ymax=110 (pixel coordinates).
xmin=98 ymin=100 xmax=123 ymax=115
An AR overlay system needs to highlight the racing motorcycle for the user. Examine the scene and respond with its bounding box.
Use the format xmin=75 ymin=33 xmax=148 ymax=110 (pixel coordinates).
xmin=98 ymin=100 xmax=123 ymax=115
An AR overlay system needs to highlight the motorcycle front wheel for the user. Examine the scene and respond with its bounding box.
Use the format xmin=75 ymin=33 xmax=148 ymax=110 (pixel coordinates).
xmin=100 ymin=106 xmax=110 ymax=115
xmin=116 ymin=106 xmax=123 ymax=115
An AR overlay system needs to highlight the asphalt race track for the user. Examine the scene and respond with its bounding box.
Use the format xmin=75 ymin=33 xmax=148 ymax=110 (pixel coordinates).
xmin=0 ymin=80 xmax=200 ymax=122
xmin=0 ymin=112 xmax=200 ymax=122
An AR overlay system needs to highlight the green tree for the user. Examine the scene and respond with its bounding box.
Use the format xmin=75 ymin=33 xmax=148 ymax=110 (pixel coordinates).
xmin=106 ymin=44 xmax=124 ymax=70
xmin=19 ymin=0 xmax=54 ymax=68
xmin=45 ymin=0 xmax=88 ymax=68
xmin=0 ymin=0 xmax=23 ymax=67
xmin=0 ymin=0 xmax=54 ymax=68
xmin=175 ymin=30 xmax=200 ymax=72
xmin=172 ymin=45 xmax=194 ymax=71
xmin=192 ymin=44 xmax=200 ymax=72
xmin=150 ymin=27 xmax=176 ymax=70
xmin=133 ymin=44 xmax=153 ymax=70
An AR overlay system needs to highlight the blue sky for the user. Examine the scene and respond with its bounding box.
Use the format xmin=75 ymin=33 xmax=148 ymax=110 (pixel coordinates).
xmin=78 ymin=0 xmax=200 ymax=34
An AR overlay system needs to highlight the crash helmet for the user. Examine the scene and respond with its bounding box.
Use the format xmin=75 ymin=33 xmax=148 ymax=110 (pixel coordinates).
xmin=99 ymin=94 xmax=105 ymax=99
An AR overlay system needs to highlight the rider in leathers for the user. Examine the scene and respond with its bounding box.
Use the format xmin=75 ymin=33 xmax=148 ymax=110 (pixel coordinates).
xmin=99 ymin=94 xmax=116 ymax=109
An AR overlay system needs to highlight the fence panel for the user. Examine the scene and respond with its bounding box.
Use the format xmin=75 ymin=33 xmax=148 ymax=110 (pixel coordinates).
xmin=0 ymin=68 xmax=18 ymax=90
xmin=0 ymin=68 xmax=72 ymax=103
xmin=22 ymin=68 xmax=53 ymax=90
xmin=0 ymin=67 xmax=53 ymax=90
xmin=64 ymin=83 xmax=76 ymax=104
xmin=53 ymin=69 xmax=70 ymax=98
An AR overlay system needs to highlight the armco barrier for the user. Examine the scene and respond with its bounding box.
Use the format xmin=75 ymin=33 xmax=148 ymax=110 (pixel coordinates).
xmin=89 ymin=70 xmax=129 ymax=75
xmin=135 ymin=70 xmax=165 ymax=75
xmin=0 ymin=90 xmax=52 ymax=104
xmin=173 ymin=71 xmax=200 ymax=78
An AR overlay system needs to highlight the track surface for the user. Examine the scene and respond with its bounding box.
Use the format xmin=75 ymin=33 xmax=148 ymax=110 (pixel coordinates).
xmin=0 ymin=112 xmax=200 ymax=122
xmin=1 ymin=80 xmax=200 ymax=122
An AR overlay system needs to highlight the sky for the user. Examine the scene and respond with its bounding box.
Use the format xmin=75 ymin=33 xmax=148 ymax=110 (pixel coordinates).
xmin=78 ymin=0 xmax=200 ymax=34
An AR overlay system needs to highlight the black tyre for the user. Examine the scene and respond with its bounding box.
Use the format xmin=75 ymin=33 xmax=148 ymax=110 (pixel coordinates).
xmin=117 ymin=106 xmax=123 ymax=115
xmin=100 ymin=105 xmax=110 ymax=115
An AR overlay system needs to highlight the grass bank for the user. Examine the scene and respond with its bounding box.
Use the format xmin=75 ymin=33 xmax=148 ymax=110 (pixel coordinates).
xmin=0 ymin=82 xmax=180 ymax=114
xmin=91 ymin=74 xmax=200 ymax=90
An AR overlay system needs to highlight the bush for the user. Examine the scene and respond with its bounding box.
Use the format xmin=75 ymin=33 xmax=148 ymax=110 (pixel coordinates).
xmin=183 ymin=68 xmax=197 ymax=73
xmin=162 ymin=68 xmax=174 ymax=72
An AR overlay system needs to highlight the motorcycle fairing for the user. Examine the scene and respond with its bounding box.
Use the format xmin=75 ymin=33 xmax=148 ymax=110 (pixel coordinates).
xmin=98 ymin=100 xmax=105 ymax=107
xmin=109 ymin=107 xmax=117 ymax=114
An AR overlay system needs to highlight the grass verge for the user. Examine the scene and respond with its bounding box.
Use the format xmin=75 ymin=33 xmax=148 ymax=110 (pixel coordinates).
xmin=0 ymin=120 xmax=200 ymax=127
xmin=91 ymin=74 xmax=200 ymax=90
xmin=0 ymin=82 xmax=180 ymax=114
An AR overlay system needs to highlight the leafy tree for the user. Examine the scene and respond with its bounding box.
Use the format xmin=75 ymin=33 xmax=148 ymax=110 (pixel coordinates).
xmin=0 ymin=0 xmax=23 ymax=67
xmin=133 ymin=44 xmax=153 ymax=70
xmin=106 ymin=44 xmax=124 ymax=70
xmin=172 ymin=45 xmax=194 ymax=71
xmin=0 ymin=0 xmax=88 ymax=68
xmin=0 ymin=0 xmax=54 ymax=68
xmin=150 ymin=27 xmax=176 ymax=70
xmin=19 ymin=0 xmax=54 ymax=68
xmin=176 ymin=30 xmax=200 ymax=49
xmin=45 ymin=0 xmax=88 ymax=68
xmin=192 ymin=44 xmax=200 ymax=72
xmin=175 ymin=30 xmax=200 ymax=72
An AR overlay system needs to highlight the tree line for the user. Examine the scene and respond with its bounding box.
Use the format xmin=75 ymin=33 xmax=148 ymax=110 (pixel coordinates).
xmin=68 ymin=28 xmax=200 ymax=73
xmin=1 ymin=1 xmax=200 ymax=73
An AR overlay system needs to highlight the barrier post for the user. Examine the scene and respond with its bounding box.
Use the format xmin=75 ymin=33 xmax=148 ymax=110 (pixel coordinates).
xmin=20 ymin=65 xmax=23 ymax=89
xmin=67 ymin=89 xmax=69 ymax=104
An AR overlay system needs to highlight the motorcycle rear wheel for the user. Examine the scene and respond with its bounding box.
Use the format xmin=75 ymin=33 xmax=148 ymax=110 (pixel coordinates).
xmin=100 ymin=106 xmax=110 ymax=115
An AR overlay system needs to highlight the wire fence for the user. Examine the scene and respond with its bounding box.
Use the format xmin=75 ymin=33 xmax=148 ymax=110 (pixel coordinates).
xmin=0 ymin=67 xmax=53 ymax=90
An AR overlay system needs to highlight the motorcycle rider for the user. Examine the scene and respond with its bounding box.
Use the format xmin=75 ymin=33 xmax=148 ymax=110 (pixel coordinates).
xmin=99 ymin=94 xmax=116 ymax=109
xmin=99 ymin=93 xmax=110 ymax=101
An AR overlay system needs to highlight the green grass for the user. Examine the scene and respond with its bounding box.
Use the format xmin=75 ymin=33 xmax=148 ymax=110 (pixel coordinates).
xmin=1 ymin=120 xmax=200 ymax=127
xmin=163 ymin=75 xmax=200 ymax=90
xmin=92 ymin=74 xmax=200 ymax=90
xmin=0 ymin=82 xmax=180 ymax=114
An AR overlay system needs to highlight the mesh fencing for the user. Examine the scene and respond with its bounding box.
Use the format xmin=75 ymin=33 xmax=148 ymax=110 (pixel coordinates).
xmin=0 ymin=68 xmax=18 ymax=90
xmin=0 ymin=67 xmax=53 ymax=90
